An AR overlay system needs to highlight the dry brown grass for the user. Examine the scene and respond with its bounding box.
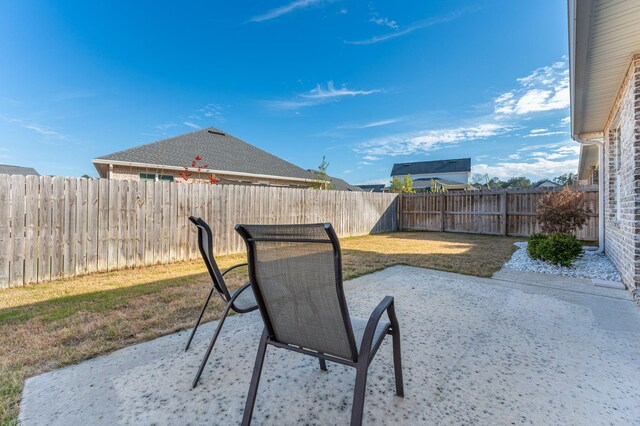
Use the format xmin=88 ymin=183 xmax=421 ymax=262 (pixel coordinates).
xmin=0 ymin=232 xmax=517 ymax=424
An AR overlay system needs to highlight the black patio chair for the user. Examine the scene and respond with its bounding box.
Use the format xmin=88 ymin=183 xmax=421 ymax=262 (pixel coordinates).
xmin=235 ymin=223 xmax=404 ymax=426
xmin=186 ymin=216 xmax=258 ymax=388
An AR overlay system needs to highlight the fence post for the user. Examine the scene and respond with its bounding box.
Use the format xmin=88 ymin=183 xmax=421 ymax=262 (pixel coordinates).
xmin=500 ymin=192 xmax=508 ymax=236
xmin=440 ymin=192 xmax=446 ymax=232
xmin=397 ymin=194 xmax=403 ymax=231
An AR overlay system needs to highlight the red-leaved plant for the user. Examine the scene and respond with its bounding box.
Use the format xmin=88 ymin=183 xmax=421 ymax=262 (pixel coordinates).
xmin=179 ymin=155 xmax=218 ymax=184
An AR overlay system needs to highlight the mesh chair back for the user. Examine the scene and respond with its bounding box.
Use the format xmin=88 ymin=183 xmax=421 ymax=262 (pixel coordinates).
xmin=236 ymin=223 xmax=358 ymax=361
xmin=189 ymin=216 xmax=231 ymax=300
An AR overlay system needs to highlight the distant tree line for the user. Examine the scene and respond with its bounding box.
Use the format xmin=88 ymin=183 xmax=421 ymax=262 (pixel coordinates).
xmin=470 ymin=173 xmax=578 ymax=189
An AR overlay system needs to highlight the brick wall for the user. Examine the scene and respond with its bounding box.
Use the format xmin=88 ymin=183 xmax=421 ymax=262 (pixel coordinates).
xmin=603 ymin=57 xmax=640 ymax=289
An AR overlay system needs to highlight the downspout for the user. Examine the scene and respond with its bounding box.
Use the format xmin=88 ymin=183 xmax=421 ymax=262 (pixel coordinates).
xmin=576 ymin=136 xmax=604 ymax=253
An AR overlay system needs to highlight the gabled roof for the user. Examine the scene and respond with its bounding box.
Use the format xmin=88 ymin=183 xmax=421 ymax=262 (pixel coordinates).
xmin=357 ymin=184 xmax=385 ymax=192
xmin=327 ymin=176 xmax=363 ymax=192
xmin=390 ymin=158 xmax=471 ymax=177
xmin=94 ymin=127 xmax=313 ymax=180
xmin=307 ymin=170 xmax=362 ymax=191
xmin=533 ymin=179 xmax=559 ymax=187
xmin=0 ymin=164 xmax=39 ymax=176
xmin=412 ymin=177 xmax=472 ymax=190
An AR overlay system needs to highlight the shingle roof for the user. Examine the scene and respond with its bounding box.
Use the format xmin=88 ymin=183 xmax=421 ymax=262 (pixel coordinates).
xmin=412 ymin=177 xmax=470 ymax=189
xmin=533 ymin=179 xmax=559 ymax=187
xmin=0 ymin=164 xmax=39 ymax=176
xmin=95 ymin=127 xmax=313 ymax=180
xmin=390 ymin=158 xmax=471 ymax=177
xmin=357 ymin=184 xmax=385 ymax=192
xmin=307 ymin=170 xmax=362 ymax=191
xmin=327 ymin=176 xmax=363 ymax=192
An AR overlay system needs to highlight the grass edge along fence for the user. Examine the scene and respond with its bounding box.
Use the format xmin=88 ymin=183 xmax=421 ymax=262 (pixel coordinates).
xmin=0 ymin=175 xmax=398 ymax=289
xmin=397 ymin=186 xmax=598 ymax=241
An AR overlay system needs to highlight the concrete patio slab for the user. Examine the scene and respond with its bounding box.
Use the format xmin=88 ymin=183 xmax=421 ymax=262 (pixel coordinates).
xmin=19 ymin=266 xmax=640 ymax=425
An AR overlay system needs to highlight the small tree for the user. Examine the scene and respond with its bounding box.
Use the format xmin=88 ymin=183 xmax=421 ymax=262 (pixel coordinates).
xmin=429 ymin=179 xmax=447 ymax=193
xmin=309 ymin=156 xmax=334 ymax=190
xmin=553 ymin=173 xmax=577 ymax=186
xmin=505 ymin=176 xmax=532 ymax=188
xmin=389 ymin=174 xmax=415 ymax=193
xmin=537 ymin=187 xmax=590 ymax=234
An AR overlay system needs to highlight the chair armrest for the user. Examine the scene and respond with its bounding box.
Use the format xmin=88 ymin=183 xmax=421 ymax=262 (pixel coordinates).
xmin=359 ymin=296 xmax=395 ymax=361
xmin=221 ymin=263 xmax=248 ymax=276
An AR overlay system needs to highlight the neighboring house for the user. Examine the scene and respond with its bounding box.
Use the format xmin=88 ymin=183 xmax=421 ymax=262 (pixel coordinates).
xmin=533 ymin=179 xmax=559 ymax=188
xmin=569 ymin=0 xmax=640 ymax=290
xmin=0 ymin=164 xmax=39 ymax=176
xmin=94 ymin=128 xmax=319 ymax=188
xmin=357 ymin=184 xmax=385 ymax=193
xmin=324 ymin=175 xmax=363 ymax=192
xmin=390 ymin=158 xmax=473 ymax=191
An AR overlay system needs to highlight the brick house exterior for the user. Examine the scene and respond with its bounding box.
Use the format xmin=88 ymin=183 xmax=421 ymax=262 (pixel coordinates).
xmin=602 ymin=57 xmax=640 ymax=289
xmin=570 ymin=0 xmax=640 ymax=293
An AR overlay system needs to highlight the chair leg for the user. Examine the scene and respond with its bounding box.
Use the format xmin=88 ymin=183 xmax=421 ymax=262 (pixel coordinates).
xmin=319 ymin=356 xmax=327 ymax=371
xmin=386 ymin=300 xmax=404 ymax=397
xmin=391 ymin=329 xmax=404 ymax=397
xmin=242 ymin=329 xmax=269 ymax=426
xmin=185 ymin=286 xmax=216 ymax=351
xmin=192 ymin=299 xmax=233 ymax=388
xmin=350 ymin=361 xmax=369 ymax=426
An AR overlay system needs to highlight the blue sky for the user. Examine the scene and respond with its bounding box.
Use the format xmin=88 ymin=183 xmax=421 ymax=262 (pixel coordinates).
xmin=0 ymin=0 xmax=574 ymax=184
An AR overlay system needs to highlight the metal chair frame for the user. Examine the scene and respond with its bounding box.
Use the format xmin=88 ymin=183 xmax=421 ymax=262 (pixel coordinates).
xmin=236 ymin=223 xmax=403 ymax=426
xmin=186 ymin=216 xmax=258 ymax=388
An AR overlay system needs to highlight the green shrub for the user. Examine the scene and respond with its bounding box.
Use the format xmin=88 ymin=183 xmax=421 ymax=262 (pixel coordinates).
xmin=527 ymin=233 xmax=548 ymax=260
xmin=527 ymin=233 xmax=583 ymax=267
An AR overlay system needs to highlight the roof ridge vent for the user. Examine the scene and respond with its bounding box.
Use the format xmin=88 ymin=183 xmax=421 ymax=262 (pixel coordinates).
xmin=208 ymin=130 xmax=226 ymax=136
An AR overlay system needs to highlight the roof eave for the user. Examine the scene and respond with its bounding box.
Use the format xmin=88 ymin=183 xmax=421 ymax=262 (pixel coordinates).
xmin=568 ymin=0 xmax=594 ymax=140
xmin=92 ymin=159 xmax=316 ymax=183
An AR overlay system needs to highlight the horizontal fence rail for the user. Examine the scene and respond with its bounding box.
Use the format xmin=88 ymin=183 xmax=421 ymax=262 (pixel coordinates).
xmin=398 ymin=186 xmax=598 ymax=241
xmin=0 ymin=175 xmax=398 ymax=289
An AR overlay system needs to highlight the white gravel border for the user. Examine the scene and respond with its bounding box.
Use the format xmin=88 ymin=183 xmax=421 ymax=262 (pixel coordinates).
xmin=504 ymin=242 xmax=622 ymax=282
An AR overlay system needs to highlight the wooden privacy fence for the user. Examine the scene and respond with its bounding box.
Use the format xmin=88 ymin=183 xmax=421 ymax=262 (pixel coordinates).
xmin=0 ymin=175 xmax=398 ymax=289
xmin=398 ymin=186 xmax=598 ymax=241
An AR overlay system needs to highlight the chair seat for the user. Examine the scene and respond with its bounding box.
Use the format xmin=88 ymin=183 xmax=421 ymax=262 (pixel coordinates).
xmin=231 ymin=284 xmax=258 ymax=311
xmin=351 ymin=316 xmax=390 ymax=353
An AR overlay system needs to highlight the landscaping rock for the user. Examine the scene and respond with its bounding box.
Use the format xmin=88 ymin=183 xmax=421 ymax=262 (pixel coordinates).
xmin=504 ymin=242 xmax=622 ymax=282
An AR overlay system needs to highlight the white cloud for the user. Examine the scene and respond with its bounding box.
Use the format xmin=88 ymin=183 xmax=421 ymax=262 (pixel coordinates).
xmin=339 ymin=118 xmax=401 ymax=129
xmin=523 ymin=129 xmax=567 ymax=138
xmin=345 ymin=10 xmax=466 ymax=45
xmin=494 ymin=61 xmax=569 ymax=115
xmin=248 ymin=0 xmax=326 ymax=23
xmin=155 ymin=123 xmax=177 ymax=130
xmin=362 ymin=155 xmax=380 ymax=161
xmin=267 ymin=81 xmax=381 ymax=110
xmin=356 ymin=123 xmax=510 ymax=156
xmin=302 ymin=81 xmax=381 ymax=99
xmin=183 ymin=121 xmax=200 ymax=129
xmin=369 ymin=16 xmax=398 ymax=29
xmin=2 ymin=116 xmax=67 ymax=140
xmin=356 ymin=177 xmax=389 ymax=185
xmin=473 ymin=157 xmax=578 ymax=180
xmin=560 ymin=116 xmax=570 ymax=125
